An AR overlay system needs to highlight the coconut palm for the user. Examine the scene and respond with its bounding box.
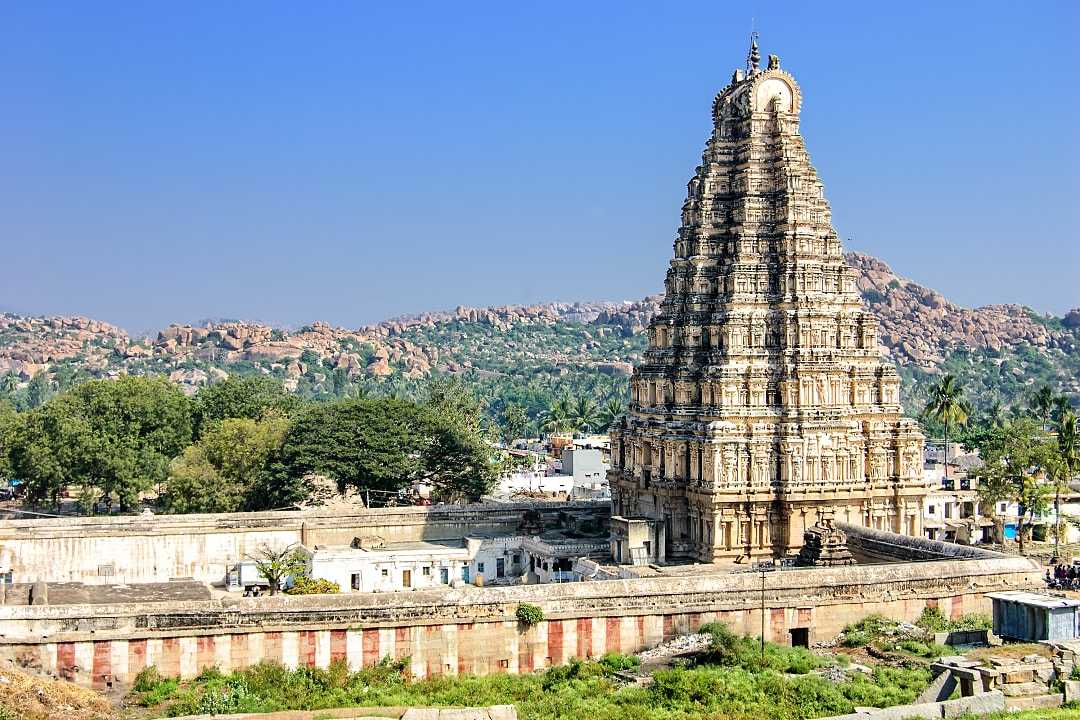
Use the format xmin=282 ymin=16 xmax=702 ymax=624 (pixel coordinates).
xmin=0 ymin=373 xmax=18 ymax=396
xmin=924 ymin=375 xmax=971 ymax=484
xmin=571 ymin=396 xmax=600 ymax=434
xmin=597 ymin=397 xmax=625 ymax=432
xmin=1052 ymin=410 xmax=1080 ymax=561
xmin=1031 ymin=385 xmax=1057 ymax=430
xmin=539 ymin=397 xmax=575 ymax=435
xmin=1053 ymin=395 xmax=1075 ymax=425
xmin=501 ymin=403 xmax=528 ymax=444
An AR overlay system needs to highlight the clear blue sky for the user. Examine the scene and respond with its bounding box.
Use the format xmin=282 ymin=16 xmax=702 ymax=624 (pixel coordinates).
xmin=2 ymin=2 xmax=1077 ymax=333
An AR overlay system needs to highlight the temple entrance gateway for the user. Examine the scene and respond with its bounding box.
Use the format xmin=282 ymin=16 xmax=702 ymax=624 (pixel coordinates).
xmin=609 ymin=41 xmax=927 ymax=564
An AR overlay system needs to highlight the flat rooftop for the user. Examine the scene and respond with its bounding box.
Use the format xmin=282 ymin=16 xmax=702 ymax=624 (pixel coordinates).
xmin=3 ymin=579 xmax=211 ymax=606
xmin=986 ymin=591 xmax=1080 ymax=609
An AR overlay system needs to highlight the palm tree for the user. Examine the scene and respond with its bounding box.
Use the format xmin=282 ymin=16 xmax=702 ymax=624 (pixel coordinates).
xmin=539 ymin=397 xmax=574 ymax=435
xmin=501 ymin=403 xmax=528 ymax=444
xmin=986 ymin=400 xmax=1006 ymax=430
xmin=1031 ymin=385 xmax=1056 ymax=430
xmin=597 ymin=397 xmax=625 ymax=432
xmin=1052 ymin=410 xmax=1080 ymax=562
xmin=571 ymin=396 xmax=600 ymax=434
xmin=1053 ymin=395 xmax=1075 ymax=425
xmin=0 ymin=372 xmax=18 ymax=396
xmin=924 ymin=375 xmax=970 ymax=485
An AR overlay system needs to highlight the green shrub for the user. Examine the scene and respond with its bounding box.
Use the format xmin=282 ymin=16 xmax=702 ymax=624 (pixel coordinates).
xmin=950 ymin=613 xmax=992 ymax=631
xmin=131 ymin=637 xmax=932 ymax=720
xmin=285 ymin=575 xmax=341 ymax=595
xmin=698 ymin=622 xmax=824 ymax=674
xmin=599 ymin=653 xmax=640 ymax=672
xmin=841 ymin=630 xmax=871 ymax=648
xmin=133 ymin=666 xmax=165 ymax=693
xmin=916 ymin=606 xmax=949 ymax=633
xmin=515 ymin=603 xmax=544 ymax=627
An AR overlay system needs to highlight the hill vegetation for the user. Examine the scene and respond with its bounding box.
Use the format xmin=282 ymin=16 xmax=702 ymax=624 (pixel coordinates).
xmin=0 ymin=253 xmax=1077 ymax=437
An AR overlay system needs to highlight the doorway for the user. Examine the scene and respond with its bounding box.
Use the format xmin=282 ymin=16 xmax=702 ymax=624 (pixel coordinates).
xmin=402 ymin=569 xmax=412 ymax=588
xmin=789 ymin=628 xmax=810 ymax=648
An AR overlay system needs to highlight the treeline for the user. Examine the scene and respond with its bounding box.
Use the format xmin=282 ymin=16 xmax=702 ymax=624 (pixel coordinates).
xmin=925 ymin=376 xmax=1079 ymax=555
xmin=0 ymin=376 xmax=503 ymax=514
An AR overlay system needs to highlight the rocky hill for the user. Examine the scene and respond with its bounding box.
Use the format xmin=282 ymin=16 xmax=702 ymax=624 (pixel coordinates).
xmin=1 ymin=253 xmax=1077 ymax=419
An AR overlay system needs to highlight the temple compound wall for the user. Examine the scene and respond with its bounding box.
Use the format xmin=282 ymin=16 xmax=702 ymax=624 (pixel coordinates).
xmin=0 ymin=502 xmax=609 ymax=586
xmin=0 ymin=527 xmax=1040 ymax=690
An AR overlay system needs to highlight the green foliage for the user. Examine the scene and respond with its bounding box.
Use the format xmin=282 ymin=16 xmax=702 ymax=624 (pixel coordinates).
xmin=501 ymin=403 xmax=528 ymax=443
xmin=916 ymin=606 xmax=991 ymax=634
xmin=596 ymin=396 xmax=625 ymax=432
xmin=698 ymin=623 xmax=824 ymax=674
xmin=915 ymin=606 xmax=949 ymax=633
xmin=5 ymin=376 xmax=193 ymax=509
xmin=248 ymin=543 xmax=307 ymax=595
xmin=275 ymin=396 xmax=427 ymax=499
xmin=840 ymin=614 xmax=896 ymax=648
xmin=515 ymin=603 xmax=544 ymax=627
xmin=0 ymin=401 xmax=17 ymax=482
xmin=973 ymin=417 xmax=1055 ymax=552
xmin=131 ymin=666 xmax=181 ymax=706
xmin=133 ymin=638 xmax=931 ymax=720
xmin=165 ymin=414 xmax=289 ymax=513
xmin=285 ymin=575 xmax=341 ymax=595
xmin=268 ymin=381 xmax=499 ymax=507
xmin=420 ymin=379 xmax=500 ymax=502
xmin=598 ymin=653 xmax=640 ymax=672
xmin=193 ymin=375 xmax=303 ymax=438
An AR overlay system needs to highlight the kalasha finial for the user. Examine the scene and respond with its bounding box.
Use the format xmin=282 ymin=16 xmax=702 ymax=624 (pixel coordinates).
xmin=747 ymin=32 xmax=760 ymax=72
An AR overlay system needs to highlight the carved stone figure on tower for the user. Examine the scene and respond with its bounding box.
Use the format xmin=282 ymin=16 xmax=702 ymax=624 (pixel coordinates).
xmin=609 ymin=40 xmax=928 ymax=564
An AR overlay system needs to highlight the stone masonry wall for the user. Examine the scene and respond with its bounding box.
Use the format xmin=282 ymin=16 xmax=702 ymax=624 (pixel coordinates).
xmin=0 ymin=554 xmax=1041 ymax=690
xmin=0 ymin=502 xmax=608 ymax=585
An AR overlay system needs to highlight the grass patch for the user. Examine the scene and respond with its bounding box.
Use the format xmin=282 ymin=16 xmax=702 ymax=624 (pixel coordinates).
xmin=131 ymin=628 xmax=931 ymax=720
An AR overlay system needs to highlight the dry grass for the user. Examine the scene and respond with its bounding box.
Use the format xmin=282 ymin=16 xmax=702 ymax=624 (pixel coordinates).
xmin=964 ymin=642 xmax=1053 ymax=664
xmin=0 ymin=667 xmax=118 ymax=720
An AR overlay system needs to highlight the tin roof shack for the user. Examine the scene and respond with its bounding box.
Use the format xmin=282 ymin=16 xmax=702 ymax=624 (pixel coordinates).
xmin=987 ymin=591 xmax=1080 ymax=642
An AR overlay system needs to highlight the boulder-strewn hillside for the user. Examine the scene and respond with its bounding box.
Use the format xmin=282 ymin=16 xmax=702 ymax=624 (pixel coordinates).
xmin=1 ymin=253 xmax=1077 ymax=419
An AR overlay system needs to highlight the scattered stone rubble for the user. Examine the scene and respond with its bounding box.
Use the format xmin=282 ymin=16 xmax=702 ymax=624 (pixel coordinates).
xmin=636 ymin=633 xmax=712 ymax=663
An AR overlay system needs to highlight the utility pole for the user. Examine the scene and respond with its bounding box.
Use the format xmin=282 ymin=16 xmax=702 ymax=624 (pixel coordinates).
xmin=755 ymin=560 xmax=775 ymax=661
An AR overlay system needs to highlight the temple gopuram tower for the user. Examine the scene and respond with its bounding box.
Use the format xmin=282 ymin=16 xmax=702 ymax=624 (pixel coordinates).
xmin=609 ymin=42 xmax=927 ymax=565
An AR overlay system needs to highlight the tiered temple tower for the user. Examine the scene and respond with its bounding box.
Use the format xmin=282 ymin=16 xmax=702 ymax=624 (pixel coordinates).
xmin=609 ymin=42 xmax=927 ymax=565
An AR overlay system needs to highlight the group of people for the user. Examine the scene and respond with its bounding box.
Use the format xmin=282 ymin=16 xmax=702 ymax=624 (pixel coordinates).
xmin=1046 ymin=563 xmax=1080 ymax=588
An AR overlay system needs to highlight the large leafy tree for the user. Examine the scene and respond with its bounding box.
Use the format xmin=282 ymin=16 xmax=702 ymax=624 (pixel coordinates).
xmin=165 ymin=414 xmax=289 ymax=514
xmin=973 ymin=417 xmax=1053 ymax=555
xmin=274 ymin=397 xmax=427 ymax=501
xmin=1050 ymin=410 xmax=1080 ymax=561
xmin=192 ymin=375 xmax=302 ymax=438
xmin=924 ymin=375 xmax=971 ymax=484
xmin=0 ymin=401 xmax=22 ymax=484
xmin=69 ymin=377 xmax=194 ymax=511
xmin=419 ymin=378 xmax=499 ymax=502
xmin=7 ymin=395 xmax=93 ymax=507
xmin=8 ymin=377 xmax=194 ymax=511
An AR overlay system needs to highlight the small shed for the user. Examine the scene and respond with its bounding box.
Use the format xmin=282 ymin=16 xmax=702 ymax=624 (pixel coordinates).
xmin=986 ymin=591 xmax=1080 ymax=642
